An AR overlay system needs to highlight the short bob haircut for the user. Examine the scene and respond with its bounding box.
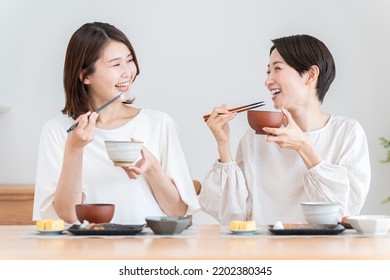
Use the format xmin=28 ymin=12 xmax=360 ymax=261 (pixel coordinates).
xmin=270 ymin=34 xmax=335 ymax=103
xmin=62 ymin=22 xmax=140 ymax=119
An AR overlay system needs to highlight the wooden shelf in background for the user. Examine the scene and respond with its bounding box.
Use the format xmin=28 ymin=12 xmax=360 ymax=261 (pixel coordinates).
xmin=0 ymin=184 xmax=35 ymax=225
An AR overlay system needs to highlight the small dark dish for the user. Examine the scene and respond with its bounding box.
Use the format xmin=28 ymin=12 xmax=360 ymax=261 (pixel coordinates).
xmin=269 ymin=224 xmax=345 ymax=235
xmin=67 ymin=224 xmax=145 ymax=235
xmin=145 ymin=216 xmax=191 ymax=235
xmin=75 ymin=203 xmax=115 ymax=223
xmin=247 ymin=110 xmax=284 ymax=135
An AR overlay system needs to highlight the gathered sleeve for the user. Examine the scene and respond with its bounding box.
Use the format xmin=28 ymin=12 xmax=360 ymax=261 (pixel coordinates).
xmin=199 ymin=159 xmax=249 ymax=225
xmin=159 ymin=114 xmax=201 ymax=215
xmin=303 ymin=122 xmax=371 ymax=217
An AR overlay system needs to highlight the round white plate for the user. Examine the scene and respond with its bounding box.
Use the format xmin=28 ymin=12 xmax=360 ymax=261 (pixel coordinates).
xmin=36 ymin=229 xmax=64 ymax=235
xmin=230 ymin=229 xmax=257 ymax=235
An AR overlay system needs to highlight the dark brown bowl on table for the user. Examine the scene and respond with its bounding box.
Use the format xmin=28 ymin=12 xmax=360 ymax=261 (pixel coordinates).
xmin=75 ymin=203 xmax=115 ymax=224
xmin=247 ymin=110 xmax=284 ymax=134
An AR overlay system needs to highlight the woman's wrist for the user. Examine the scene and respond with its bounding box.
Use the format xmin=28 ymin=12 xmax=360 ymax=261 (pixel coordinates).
xmin=298 ymin=139 xmax=322 ymax=169
xmin=218 ymin=142 xmax=232 ymax=163
xmin=64 ymin=144 xmax=84 ymax=157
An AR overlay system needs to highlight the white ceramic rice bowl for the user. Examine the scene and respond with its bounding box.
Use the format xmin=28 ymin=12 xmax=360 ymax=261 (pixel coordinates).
xmin=301 ymin=202 xmax=340 ymax=224
xmin=104 ymin=141 xmax=143 ymax=167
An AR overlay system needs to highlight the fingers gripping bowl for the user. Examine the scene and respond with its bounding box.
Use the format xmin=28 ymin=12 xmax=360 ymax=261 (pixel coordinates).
xmin=105 ymin=140 xmax=143 ymax=167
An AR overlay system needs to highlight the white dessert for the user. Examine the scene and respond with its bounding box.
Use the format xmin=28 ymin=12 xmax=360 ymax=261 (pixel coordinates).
xmin=273 ymin=221 xmax=284 ymax=230
xmin=79 ymin=220 xmax=90 ymax=229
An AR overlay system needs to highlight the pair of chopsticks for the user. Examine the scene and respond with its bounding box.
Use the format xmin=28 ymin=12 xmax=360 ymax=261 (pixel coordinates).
xmin=203 ymin=101 xmax=265 ymax=122
xmin=66 ymin=92 xmax=124 ymax=133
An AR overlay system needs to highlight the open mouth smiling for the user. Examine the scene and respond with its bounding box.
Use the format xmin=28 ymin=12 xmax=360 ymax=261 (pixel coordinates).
xmin=115 ymin=82 xmax=129 ymax=92
xmin=270 ymin=88 xmax=281 ymax=96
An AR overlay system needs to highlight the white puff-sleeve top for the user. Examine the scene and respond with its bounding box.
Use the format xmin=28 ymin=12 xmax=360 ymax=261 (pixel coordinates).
xmin=33 ymin=108 xmax=200 ymax=224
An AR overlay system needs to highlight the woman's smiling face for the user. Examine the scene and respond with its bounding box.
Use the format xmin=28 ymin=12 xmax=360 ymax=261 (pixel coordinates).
xmin=82 ymin=40 xmax=138 ymax=105
xmin=265 ymin=49 xmax=310 ymax=110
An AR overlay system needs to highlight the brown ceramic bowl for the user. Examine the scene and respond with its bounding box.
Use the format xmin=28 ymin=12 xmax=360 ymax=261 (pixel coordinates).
xmin=247 ymin=110 xmax=284 ymax=134
xmin=75 ymin=203 xmax=115 ymax=224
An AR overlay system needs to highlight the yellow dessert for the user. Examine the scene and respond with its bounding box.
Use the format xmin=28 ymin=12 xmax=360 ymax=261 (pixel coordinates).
xmin=229 ymin=220 xmax=256 ymax=231
xmin=36 ymin=219 xmax=64 ymax=231
xmin=240 ymin=220 xmax=256 ymax=230
xmin=36 ymin=219 xmax=48 ymax=230
xmin=229 ymin=220 xmax=242 ymax=230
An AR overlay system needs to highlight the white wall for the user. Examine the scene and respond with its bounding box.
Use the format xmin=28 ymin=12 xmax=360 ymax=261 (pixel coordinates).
xmin=1 ymin=0 xmax=390 ymax=223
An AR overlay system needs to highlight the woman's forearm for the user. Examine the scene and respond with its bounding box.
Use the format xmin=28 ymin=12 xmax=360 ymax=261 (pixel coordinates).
xmin=144 ymin=164 xmax=188 ymax=216
xmin=54 ymin=145 xmax=84 ymax=223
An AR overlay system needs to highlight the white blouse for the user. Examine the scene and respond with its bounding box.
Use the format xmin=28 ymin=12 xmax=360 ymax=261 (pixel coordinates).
xmin=199 ymin=115 xmax=371 ymax=225
xmin=33 ymin=108 xmax=200 ymax=224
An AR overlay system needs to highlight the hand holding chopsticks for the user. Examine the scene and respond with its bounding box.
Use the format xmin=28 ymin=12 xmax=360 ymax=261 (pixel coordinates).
xmin=66 ymin=92 xmax=124 ymax=133
xmin=203 ymin=101 xmax=265 ymax=122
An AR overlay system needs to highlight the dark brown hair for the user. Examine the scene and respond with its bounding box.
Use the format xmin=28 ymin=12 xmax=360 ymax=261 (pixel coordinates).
xmin=62 ymin=22 xmax=140 ymax=119
xmin=270 ymin=34 xmax=335 ymax=103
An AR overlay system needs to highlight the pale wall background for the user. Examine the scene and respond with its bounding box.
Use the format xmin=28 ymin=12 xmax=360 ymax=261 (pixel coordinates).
xmin=1 ymin=0 xmax=390 ymax=223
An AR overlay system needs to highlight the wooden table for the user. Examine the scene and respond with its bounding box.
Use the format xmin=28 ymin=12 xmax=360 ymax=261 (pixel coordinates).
xmin=1 ymin=225 xmax=390 ymax=260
